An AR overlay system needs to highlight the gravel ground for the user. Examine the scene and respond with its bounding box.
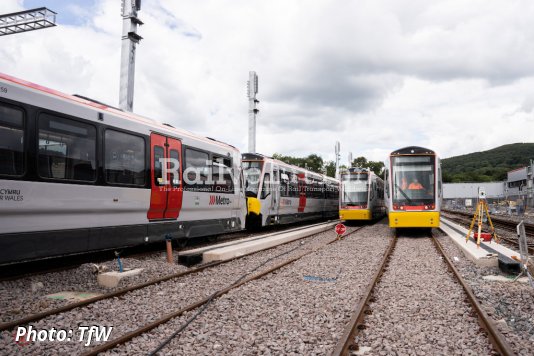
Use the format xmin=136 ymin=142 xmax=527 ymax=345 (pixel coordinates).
xmin=437 ymin=229 xmax=534 ymax=356
xmin=0 ymin=224 xmax=310 ymax=324
xmin=0 ymin=253 xmax=190 ymax=324
xmin=100 ymin=221 xmax=392 ymax=355
xmin=353 ymin=235 xmax=496 ymax=356
xmin=0 ymin=223 xmax=346 ymax=355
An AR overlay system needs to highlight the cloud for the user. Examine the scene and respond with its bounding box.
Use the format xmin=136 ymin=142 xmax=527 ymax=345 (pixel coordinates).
xmin=1 ymin=0 xmax=534 ymax=165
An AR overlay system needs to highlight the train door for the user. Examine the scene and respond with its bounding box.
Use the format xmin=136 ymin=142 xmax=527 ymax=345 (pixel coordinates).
xmin=298 ymin=173 xmax=306 ymax=213
xmin=269 ymin=168 xmax=280 ymax=220
xmin=235 ymin=165 xmax=247 ymax=229
xmin=148 ymin=133 xmax=183 ymax=220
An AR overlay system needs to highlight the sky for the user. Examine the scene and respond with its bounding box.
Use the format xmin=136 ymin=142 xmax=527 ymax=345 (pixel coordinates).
xmin=1 ymin=0 xmax=534 ymax=165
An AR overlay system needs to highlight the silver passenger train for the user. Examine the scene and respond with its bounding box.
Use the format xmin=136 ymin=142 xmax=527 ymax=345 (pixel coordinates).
xmin=0 ymin=73 xmax=339 ymax=265
xmin=242 ymin=153 xmax=339 ymax=229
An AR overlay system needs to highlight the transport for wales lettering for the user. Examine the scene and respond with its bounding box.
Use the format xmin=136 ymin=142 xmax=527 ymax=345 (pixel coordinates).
xmin=0 ymin=189 xmax=23 ymax=202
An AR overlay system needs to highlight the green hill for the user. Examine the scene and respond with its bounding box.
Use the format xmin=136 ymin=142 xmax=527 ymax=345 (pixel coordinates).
xmin=442 ymin=143 xmax=534 ymax=183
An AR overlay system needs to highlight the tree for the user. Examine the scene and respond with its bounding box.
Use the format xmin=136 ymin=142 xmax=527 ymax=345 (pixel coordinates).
xmin=350 ymin=157 xmax=385 ymax=176
xmin=324 ymin=161 xmax=336 ymax=177
xmin=367 ymin=161 xmax=385 ymax=176
xmin=352 ymin=156 xmax=367 ymax=168
xmin=272 ymin=153 xmax=324 ymax=174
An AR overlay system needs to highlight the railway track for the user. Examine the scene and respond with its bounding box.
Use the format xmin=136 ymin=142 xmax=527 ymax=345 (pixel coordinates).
xmin=0 ymin=221 xmax=340 ymax=332
xmin=0 ymin=219 xmax=325 ymax=281
xmin=1 ymin=221 xmax=372 ymax=355
xmin=80 ymin=225 xmax=367 ymax=356
xmin=443 ymin=209 xmax=534 ymax=237
xmin=442 ymin=210 xmax=534 ymax=255
xmin=332 ymin=232 xmax=514 ymax=355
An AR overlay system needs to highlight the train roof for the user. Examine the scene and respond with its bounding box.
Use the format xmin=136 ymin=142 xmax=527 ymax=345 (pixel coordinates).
xmin=341 ymin=167 xmax=369 ymax=174
xmin=390 ymin=146 xmax=436 ymax=156
xmin=0 ymin=72 xmax=238 ymax=152
xmin=242 ymin=153 xmax=338 ymax=183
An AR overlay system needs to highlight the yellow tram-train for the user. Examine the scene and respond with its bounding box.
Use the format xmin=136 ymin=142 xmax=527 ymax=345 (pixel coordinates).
xmin=339 ymin=167 xmax=386 ymax=221
xmin=384 ymin=146 xmax=442 ymax=228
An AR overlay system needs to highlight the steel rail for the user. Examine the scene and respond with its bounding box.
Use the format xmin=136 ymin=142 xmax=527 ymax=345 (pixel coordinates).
xmin=81 ymin=225 xmax=369 ymax=356
xmin=431 ymin=235 xmax=516 ymax=356
xmin=442 ymin=213 xmax=534 ymax=255
xmin=330 ymin=232 xmax=397 ymax=356
xmin=0 ymin=221 xmax=338 ymax=332
xmin=442 ymin=209 xmax=534 ymax=237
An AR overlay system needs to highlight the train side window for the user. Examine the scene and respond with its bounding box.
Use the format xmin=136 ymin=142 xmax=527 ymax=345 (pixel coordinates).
xmin=104 ymin=130 xmax=146 ymax=186
xmin=438 ymin=167 xmax=442 ymax=197
xmin=38 ymin=113 xmax=96 ymax=182
xmin=0 ymin=104 xmax=25 ymax=176
xmin=290 ymin=173 xmax=299 ymax=198
xmin=385 ymin=169 xmax=390 ymax=198
xmin=212 ymin=156 xmax=234 ymax=194
xmin=184 ymin=148 xmax=210 ymax=192
xmin=280 ymin=171 xmax=289 ymax=197
xmin=261 ymin=173 xmax=271 ymax=199
xmin=153 ymin=146 xmax=164 ymax=186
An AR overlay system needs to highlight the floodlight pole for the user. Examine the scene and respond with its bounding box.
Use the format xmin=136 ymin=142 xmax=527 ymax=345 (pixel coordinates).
xmin=0 ymin=7 xmax=56 ymax=36
xmin=335 ymin=141 xmax=341 ymax=179
xmin=247 ymin=71 xmax=259 ymax=153
xmin=119 ymin=0 xmax=143 ymax=112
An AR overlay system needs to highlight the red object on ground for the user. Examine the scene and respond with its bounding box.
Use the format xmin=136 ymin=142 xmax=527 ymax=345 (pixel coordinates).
xmin=474 ymin=232 xmax=492 ymax=242
xmin=335 ymin=223 xmax=347 ymax=235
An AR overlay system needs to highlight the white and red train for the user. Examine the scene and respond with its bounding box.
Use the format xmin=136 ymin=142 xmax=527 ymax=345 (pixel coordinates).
xmin=242 ymin=153 xmax=339 ymax=229
xmin=0 ymin=73 xmax=339 ymax=265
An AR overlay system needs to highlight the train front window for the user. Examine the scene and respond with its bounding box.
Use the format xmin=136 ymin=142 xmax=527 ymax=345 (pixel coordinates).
xmin=243 ymin=161 xmax=263 ymax=197
xmin=392 ymin=156 xmax=435 ymax=207
xmin=341 ymin=173 xmax=368 ymax=206
xmin=0 ymin=104 xmax=24 ymax=176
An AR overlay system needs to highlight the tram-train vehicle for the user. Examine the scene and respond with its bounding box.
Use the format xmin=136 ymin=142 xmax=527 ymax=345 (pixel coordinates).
xmin=242 ymin=153 xmax=339 ymax=229
xmin=384 ymin=146 xmax=442 ymax=228
xmin=0 ymin=73 xmax=247 ymax=265
xmin=339 ymin=167 xmax=386 ymax=221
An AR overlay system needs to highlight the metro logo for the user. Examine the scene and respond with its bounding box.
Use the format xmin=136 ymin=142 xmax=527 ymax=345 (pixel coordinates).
xmin=209 ymin=195 xmax=231 ymax=205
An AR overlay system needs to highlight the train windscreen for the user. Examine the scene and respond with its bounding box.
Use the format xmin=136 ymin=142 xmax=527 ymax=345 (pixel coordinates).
xmin=392 ymin=155 xmax=435 ymax=208
xmin=341 ymin=173 xmax=368 ymax=206
xmin=243 ymin=161 xmax=263 ymax=198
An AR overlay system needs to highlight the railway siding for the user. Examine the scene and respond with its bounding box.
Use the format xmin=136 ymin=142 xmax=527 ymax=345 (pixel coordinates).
xmin=0 ymin=225 xmax=346 ymax=355
xmin=353 ymin=236 xmax=496 ymax=355
xmin=101 ymin=222 xmax=392 ymax=355
xmin=437 ymin=230 xmax=534 ymax=355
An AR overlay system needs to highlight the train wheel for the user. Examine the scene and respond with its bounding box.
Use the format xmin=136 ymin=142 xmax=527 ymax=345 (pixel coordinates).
xmin=246 ymin=214 xmax=262 ymax=231
xmin=176 ymin=238 xmax=187 ymax=248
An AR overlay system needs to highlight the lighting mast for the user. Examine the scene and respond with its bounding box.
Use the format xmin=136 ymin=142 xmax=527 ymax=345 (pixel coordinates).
xmin=247 ymin=71 xmax=259 ymax=153
xmin=119 ymin=0 xmax=143 ymax=112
